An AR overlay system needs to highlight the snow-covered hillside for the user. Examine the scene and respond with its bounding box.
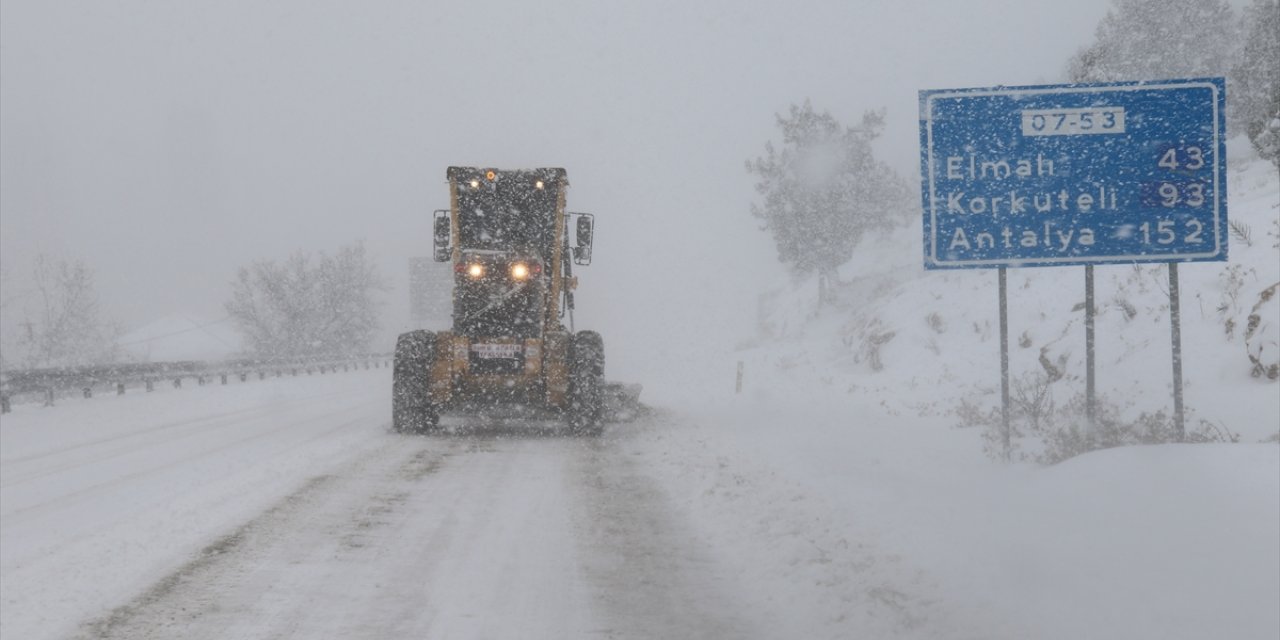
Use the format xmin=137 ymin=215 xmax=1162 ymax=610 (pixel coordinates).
xmin=749 ymin=138 xmax=1280 ymax=447
xmin=652 ymin=138 xmax=1280 ymax=639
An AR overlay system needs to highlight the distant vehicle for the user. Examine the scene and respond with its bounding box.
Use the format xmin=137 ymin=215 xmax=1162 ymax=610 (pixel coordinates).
xmin=393 ymin=167 xmax=634 ymax=435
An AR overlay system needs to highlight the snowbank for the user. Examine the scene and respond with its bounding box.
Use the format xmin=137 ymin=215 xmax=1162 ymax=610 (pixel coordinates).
xmin=626 ymin=139 xmax=1279 ymax=638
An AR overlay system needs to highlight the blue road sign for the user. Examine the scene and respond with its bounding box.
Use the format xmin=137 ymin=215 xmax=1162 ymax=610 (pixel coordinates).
xmin=919 ymin=78 xmax=1227 ymax=269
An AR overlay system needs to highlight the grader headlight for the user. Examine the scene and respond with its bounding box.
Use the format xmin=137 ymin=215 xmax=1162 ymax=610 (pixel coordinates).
xmin=466 ymin=263 xmax=485 ymax=278
xmin=510 ymin=261 xmax=541 ymax=281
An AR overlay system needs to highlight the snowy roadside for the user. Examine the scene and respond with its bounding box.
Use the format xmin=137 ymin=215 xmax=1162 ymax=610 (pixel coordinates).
xmin=0 ymin=369 xmax=394 ymax=640
xmin=623 ymin=395 xmax=1278 ymax=640
xmin=619 ymin=144 xmax=1279 ymax=639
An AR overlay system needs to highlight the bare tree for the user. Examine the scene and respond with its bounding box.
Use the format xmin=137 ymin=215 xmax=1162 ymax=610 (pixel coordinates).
xmin=226 ymin=241 xmax=387 ymax=360
xmin=0 ymin=263 xmax=14 ymax=370
xmin=14 ymin=255 xmax=119 ymax=368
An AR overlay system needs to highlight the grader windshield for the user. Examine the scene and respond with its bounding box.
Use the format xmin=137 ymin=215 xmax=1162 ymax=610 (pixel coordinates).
xmin=451 ymin=168 xmax=564 ymax=261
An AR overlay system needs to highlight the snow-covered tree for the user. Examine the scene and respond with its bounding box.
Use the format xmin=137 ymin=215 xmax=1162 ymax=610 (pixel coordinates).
xmin=14 ymin=255 xmax=119 ymax=368
xmin=226 ymin=241 xmax=386 ymax=359
xmin=1231 ymin=0 xmax=1280 ymax=167
xmin=746 ymin=101 xmax=908 ymax=300
xmin=1067 ymin=0 xmax=1236 ymax=84
xmin=0 ymin=263 xmax=13 ymax=370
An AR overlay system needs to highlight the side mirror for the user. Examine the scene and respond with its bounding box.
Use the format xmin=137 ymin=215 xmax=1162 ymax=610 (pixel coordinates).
xmin=432 ymin=210 xmax=451 ymax=262
xmin=573 ymin=214 xmax=594 ymax=265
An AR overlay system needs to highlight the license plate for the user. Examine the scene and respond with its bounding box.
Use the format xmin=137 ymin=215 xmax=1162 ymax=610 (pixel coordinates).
xmin=471 ymin=343 xmax=523 ymax=359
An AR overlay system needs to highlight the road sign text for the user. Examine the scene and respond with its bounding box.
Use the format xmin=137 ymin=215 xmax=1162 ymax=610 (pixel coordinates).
xmin=919 ymin=78 xmax=1227 ymax=269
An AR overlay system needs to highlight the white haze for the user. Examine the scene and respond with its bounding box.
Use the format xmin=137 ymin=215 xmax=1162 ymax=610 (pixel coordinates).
xmin=1 ymin=0 xmax=1114 ymax=388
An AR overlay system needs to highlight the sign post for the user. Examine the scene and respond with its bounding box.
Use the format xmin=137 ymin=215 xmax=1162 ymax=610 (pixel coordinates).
xmin=999 ymin=267 xmax=1010 ymax=460
xmin=1169 ymin=263 xmax=1185 ymax=439
xmin=919 ymin=78 xmax=1227 ymax=446
xmin=1085 ymin=264 xmax=1095 ymax=437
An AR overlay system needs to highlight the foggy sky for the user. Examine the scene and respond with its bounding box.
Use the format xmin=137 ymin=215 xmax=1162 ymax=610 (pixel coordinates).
xmin=0 ymin=0 xmax=1114 ymax=380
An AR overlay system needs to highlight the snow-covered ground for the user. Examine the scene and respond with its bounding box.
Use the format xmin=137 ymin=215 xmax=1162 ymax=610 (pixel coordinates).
xmin=1 ymin=147 xmax=1276 ymax=640
xmin=2 ymin=365 xmax=1274 ymax=639
xmin=632 ymin=141 xmax=1280 ymax=638
xmin=0 ymin=370 xmax=801 ymax=640
xmin=1 ymin=371 xmax=394 ymax=639
xmin=631 ymin=397 xmax=1277 ymax=639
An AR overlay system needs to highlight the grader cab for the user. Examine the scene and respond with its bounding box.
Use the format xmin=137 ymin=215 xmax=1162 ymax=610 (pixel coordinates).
xmin=393 ymin=167 xmax=617 ymax=435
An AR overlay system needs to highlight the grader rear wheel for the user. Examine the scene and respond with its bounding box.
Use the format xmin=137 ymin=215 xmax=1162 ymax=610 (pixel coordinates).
xmin=567 ymin=331 xmax=605 ymax=436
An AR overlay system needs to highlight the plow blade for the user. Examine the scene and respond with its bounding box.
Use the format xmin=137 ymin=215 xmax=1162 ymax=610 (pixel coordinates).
xmin=602 ymin=382 xmax=645 ymax=422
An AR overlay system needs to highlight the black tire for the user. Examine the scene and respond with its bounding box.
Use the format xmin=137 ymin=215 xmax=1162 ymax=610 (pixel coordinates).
xmin=567 ymin=331 xmax=605 ymax=436
xmin=393 ymin=330 xmax=439 ymax=434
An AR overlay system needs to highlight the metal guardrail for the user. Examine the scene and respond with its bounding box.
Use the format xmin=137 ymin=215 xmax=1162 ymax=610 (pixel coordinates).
xmin=0 ymin=354 xmax=392 ymax=413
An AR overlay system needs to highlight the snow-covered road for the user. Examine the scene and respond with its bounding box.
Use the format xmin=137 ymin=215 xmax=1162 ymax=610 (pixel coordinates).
xmin=1 ymin=370 xmax=774 ymax=640
xmin=85 ymin=433 xmax=777 ymax=639
xmin=3 ymin=366 xmax=1276 ymax=640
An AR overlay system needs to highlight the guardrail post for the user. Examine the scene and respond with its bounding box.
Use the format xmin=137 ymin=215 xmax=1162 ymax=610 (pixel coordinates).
xmin=259 ymin=371 xmax=266 ymax=380
xmin=291 ymin=368 xmax=298 ymax=376
xmin=45 ymin=388 xmax=55 ymax=406
xmin=197 ymin=376 xmax=206 ymax=386
xmin=0 ymin=394 xmax=9 ymax=414
xmin=239 ymin=372 xmax=247 ymax=382
xmin=146 ymin=378 xmax=154 ymax=392
xmin=221 ymin=374 xmax=228 ymax=385
xmin=117 ymin=382 xmax=125 ymax=396
xmin=83 ymin=387 xmax=92 ymax=399
xmin=174 ymin=378 xmax=182 ymax=389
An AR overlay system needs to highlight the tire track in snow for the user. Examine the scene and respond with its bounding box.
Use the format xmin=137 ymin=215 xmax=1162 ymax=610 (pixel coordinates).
xmin=71 ymin=425 xmax=781 ymax=640
xmin=570 ymin=434 xmax=782 ymax=639
xmin=76 ymin=436 xmax=428 ymax=640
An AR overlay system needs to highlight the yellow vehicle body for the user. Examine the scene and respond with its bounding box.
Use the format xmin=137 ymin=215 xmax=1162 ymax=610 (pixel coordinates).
xmin=425 ymin=332 xmax=571 ymax=410
xmin=392 ymin=167 xmax=605 ymax=434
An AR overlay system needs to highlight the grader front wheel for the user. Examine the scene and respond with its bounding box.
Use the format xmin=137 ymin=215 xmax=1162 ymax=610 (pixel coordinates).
xmin=392 ymin=330 xmax=439 ymax=434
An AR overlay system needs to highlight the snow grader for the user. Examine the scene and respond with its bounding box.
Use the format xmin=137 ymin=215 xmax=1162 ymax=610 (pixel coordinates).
xmin=393 ymin=167 xmax=635 ymax=435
